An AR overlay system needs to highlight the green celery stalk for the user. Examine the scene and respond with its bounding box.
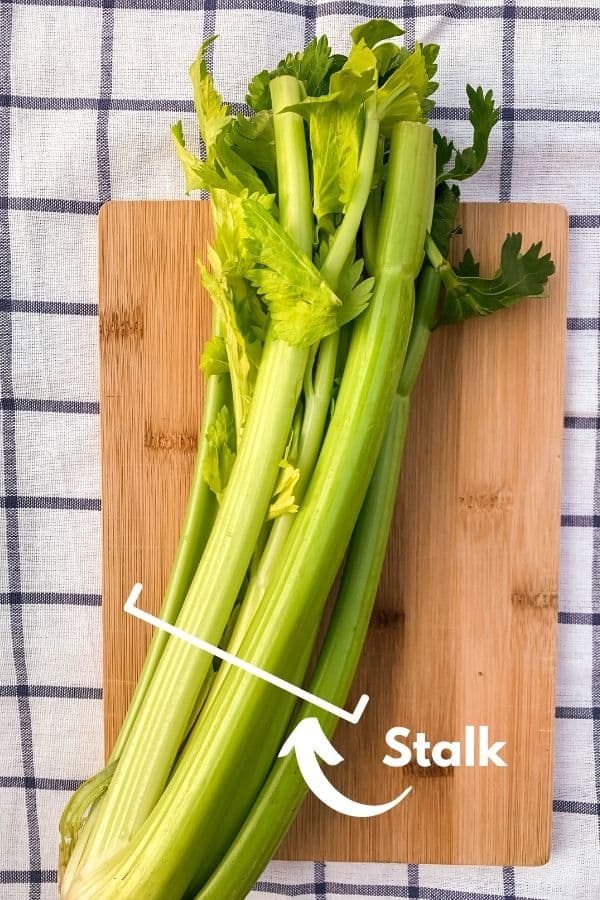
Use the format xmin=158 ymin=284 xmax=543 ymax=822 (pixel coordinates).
xmin=69 ymin=121 xmax=435 ymax=900
xmin=197 ymin=393 xmax=410 ymax=900
xmin=63 ymin=75 xmax=314 ymax=888
xmin=398 ymin=264 xmax=441 ymax=397
xmin=58 ymin=324 xmax=229 ymax=889
xmin=192 ymin=261 xmax=443 ymax=900
xmin=225 ymin=331 xmax=339 ymax=654
xmin=225 ymin=84 xmax=382 ymax=653
xmin=111 ymin=335 xmax=229 ymax=759
xmin=362 ymin=135 xmax=384 ymax=276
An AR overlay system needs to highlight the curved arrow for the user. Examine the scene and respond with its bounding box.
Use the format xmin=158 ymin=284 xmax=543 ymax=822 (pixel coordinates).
xmin=279 ymin=717 xmax=413 ymax=818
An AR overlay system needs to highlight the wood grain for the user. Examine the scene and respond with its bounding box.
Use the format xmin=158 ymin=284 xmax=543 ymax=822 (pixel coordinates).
xmin=99 ymin=200 xmax=568 ymax=866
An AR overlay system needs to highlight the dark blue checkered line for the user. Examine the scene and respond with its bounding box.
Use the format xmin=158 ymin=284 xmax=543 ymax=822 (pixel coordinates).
xmin=3 ymin=93 xmax=600 ymax=124
xmin=0 ymin=495 xmax=101 ymax=510
xmin=97 ymin=0 xmax=114 ymax=205
xmin=502 ymin=867 xmax=516 ymax=900
xmin=0 ymin=870 xmax=56 ymax=886
xmin=499 ymin=0 xmax=515 ymax=202
xmin=3 ymin=195 xmax=597 ymax=233
xmin=0 ymin=397 xmax=100 ymax=414
xmin=11 ymin=491 xmax=600 ymax=520
xmin=0 ymin=684 xmax=102 ymax=699
xmin=0 ymin=591 xmax=102 ymax=606
xmin=0 ymin=776 xmax=85 ymax=791
xmin=4 ymin=0 xmax=600 ymax=19
xmin=556 ymin=706 xmax=600 ymax=719
xmin=592 ymin=246 xmax=600 ymax=848
xmin=0 ymin=298 xmax=98 ymax=316
xmin=315 ymin=861 xmax=326 ymax=900
xmin=562 ymin=515 xmax=600 ymax=527
xmin=407 ymin=863 xmax=419 ymax=899
xmin=568 ymin=317 xmax=600 ymax=331
xmin=253 ymin=880 xmax=550 ymax=899
xmin=1 ymin=196 xmax=101 ymax=214
xmin=558 ymin=611 xmax=600 ymax=625
xmin=0 ymin=3 xmax=42 ymax=897
xmin=553 ymin=799 xmax=600 ymax=815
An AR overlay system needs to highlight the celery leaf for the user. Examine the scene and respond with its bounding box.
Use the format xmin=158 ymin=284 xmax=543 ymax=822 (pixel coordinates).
xmin=351 ymin=19 xmax=404 ymax=48
xmin=203 ymin=405 xmax=236 ymax=498
xmin=430 ymin=183 xmax=460 ymax=258
xmin=246 ymin=35 xmax=345 ymax=112
xmin=374 ymin=43 xmax=407 ymax=80
xmin=200 ymin=334 xmax=229 ymax=376
xmin=170 ymin=121 xmax=212 ymax=194
xmin=227 ymin=112 xmax=277 ymax=193
xmin=268 ymin=459 xmax=301 ymax=519
xmin=377 ymin=42 xmax=439 ymax=130
xmin=336 ymin=258 xmax=374 ymax=326
xmin=436 ymin=233 xmax=555 ymax=325
xmin=436 ymin=85 xmax=500 ymax=184
xmin=171 ymin=121 xmax=268 ymax=197
xmin=213 ymin=129 xmax=270 ymax=196
xmin=242 ymin=200 xmax=343 ymax=348
xmin=189 ymin=37 xmax=229 ymax=150
xmin=209 ymin=188 xmax=274 ymax=277
xmin=432 ymin=130 xmax=454 ymax=178
xmin=198 ymin=258 xmax=263 ymax=433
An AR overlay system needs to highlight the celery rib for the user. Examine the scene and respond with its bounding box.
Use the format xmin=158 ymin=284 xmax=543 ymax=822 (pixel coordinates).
xmin=63 ymin=77 xmax=313 ymax=892
xmin=59 ymin=326 xmax=227 ymax=893
xmin=221 ymin=87 xmax=382 ymax=652
xmin=197 ymin=391 xmax=410 ymax=900
xmin=111 ymin=340 xmax=228 ymax=759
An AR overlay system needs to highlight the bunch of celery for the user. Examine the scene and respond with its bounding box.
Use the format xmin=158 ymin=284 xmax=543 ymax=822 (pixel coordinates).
xmin=59 ymin=19 xmax=554 ymax=900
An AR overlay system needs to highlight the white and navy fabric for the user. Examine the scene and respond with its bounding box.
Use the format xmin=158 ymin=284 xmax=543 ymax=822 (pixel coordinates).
xmin=1 ymin=2 xmax=599 ymax=898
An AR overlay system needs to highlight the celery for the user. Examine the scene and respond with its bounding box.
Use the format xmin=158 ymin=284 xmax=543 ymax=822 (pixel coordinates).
xmin=69 ymin=122 xmax=434 ymax=900
xmin=59 ymin=21 xmax=555 ymax=900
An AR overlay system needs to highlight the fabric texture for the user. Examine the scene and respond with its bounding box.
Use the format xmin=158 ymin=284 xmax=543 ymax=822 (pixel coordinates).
xmin=1 ymin=1 xmax=599 ymax=898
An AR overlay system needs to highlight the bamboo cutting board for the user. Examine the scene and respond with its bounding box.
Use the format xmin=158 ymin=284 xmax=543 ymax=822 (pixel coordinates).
xmin=99 ymin=200 xmax=568 ymax=866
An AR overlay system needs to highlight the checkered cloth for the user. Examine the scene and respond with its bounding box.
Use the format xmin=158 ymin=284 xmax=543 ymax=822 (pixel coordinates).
xmin=1 ymin=1 xmax=599 ymax=898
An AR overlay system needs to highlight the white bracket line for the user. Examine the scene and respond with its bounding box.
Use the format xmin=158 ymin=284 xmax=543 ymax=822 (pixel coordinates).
xmin=124 ymin=583 xmax=370 ymax=726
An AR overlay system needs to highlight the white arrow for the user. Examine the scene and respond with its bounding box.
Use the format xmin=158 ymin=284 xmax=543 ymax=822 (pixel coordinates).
xmin=279 ymin=717 xmax=413 ymax=818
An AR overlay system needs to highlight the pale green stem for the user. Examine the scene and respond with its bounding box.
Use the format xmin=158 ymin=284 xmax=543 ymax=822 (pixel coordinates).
xmin=222 ymin=87 xmax=381 ymax=657
xmin=62 ymin=75 xmax=313 ymax=888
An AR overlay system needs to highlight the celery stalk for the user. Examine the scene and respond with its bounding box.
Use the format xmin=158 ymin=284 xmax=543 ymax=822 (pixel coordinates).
xmin=63 ymin=76 xmax=313 ymax=888
xmin=225 ymin=331 xmax=338 ymax=654
xmin=197 ymin=392 xmax=410 ymax=900
xmin=111 ymin=343 xmax=228 ymax=759
xmin=226 ymin=86 xmax=381 ymax=652
xmin=398 ymin=264 xmax=441 ymax=397
xmin=362 ymin=135 xmax=384 ymax=276
xmin=59 ymin=329 xmax=228 ymax=890
xmin=193 ymin=259 xmax=444 ymax=900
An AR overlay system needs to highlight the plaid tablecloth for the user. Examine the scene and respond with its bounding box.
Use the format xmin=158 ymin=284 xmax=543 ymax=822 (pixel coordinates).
xmin=1 ymin=1 xmax=599 ymax=898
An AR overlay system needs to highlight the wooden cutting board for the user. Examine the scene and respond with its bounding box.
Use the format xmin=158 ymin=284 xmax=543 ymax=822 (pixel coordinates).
xmin=99 ymin=200 xmax=568 ymax=866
